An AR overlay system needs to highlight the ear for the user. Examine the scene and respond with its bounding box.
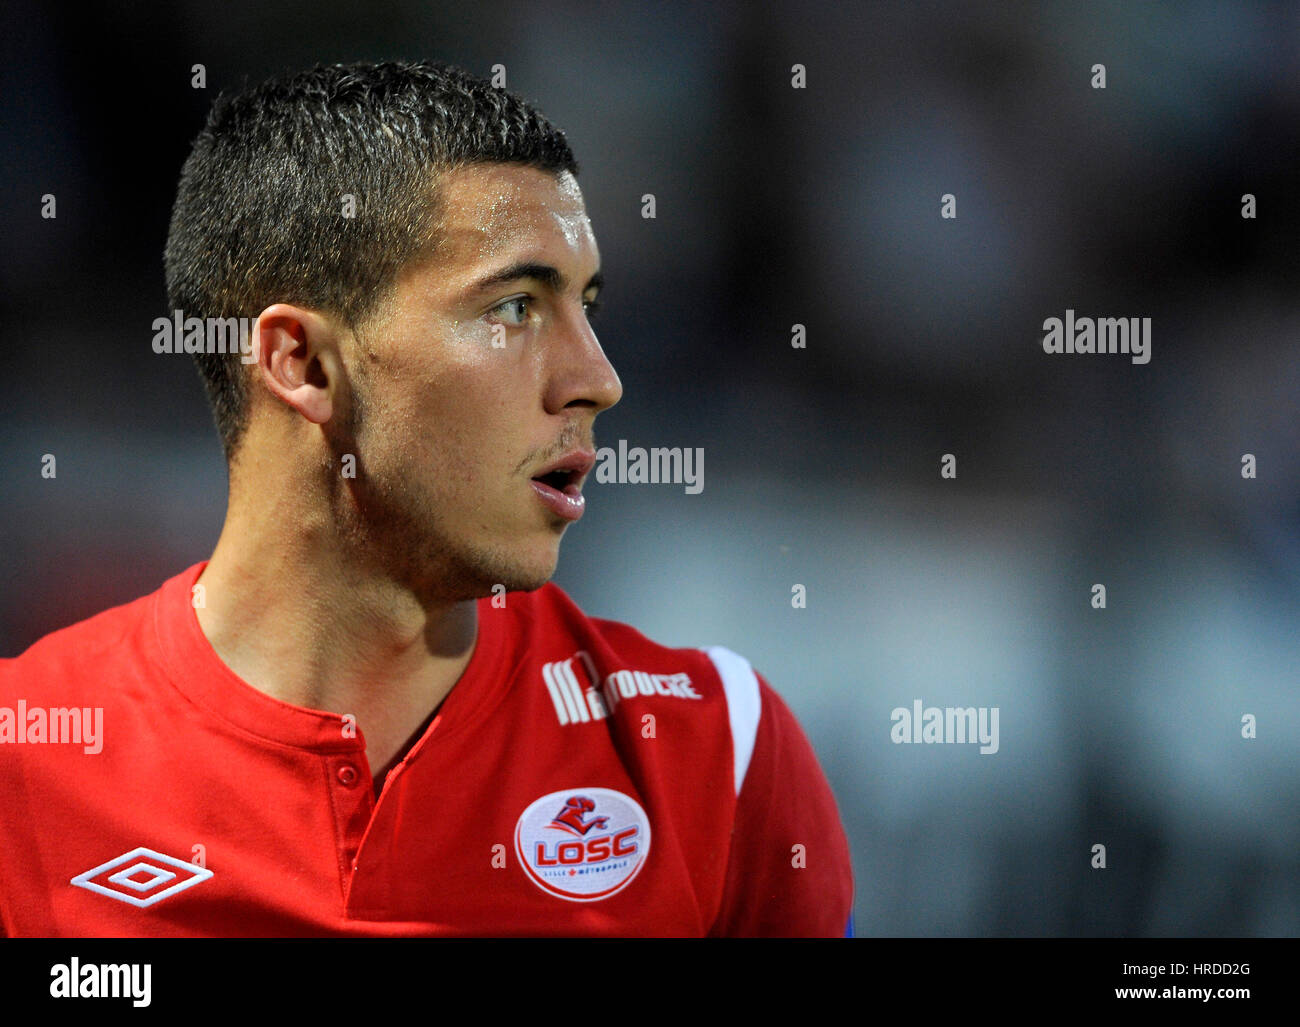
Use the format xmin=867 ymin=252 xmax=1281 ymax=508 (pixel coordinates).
xmin=252 ymin=304 xmax=347 ymax=426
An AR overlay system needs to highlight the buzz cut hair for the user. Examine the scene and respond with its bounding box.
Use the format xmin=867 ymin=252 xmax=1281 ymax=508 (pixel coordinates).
xmin=164 ymin=60 xmax=578 ymax=461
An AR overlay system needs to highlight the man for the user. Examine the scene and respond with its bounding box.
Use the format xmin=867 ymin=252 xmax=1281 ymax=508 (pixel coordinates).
xmin=0 ymin=61 xmax=853 ymax=936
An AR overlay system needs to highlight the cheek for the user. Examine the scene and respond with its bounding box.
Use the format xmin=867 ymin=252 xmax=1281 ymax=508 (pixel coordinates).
xmin=360 ymin=322 xmax=534 ymax=487
xmin=375 ymin=380 xmax=519 ymax=493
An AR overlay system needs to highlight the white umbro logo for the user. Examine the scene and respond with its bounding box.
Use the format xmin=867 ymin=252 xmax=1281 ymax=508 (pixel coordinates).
xmin=71 ymin=846 xmax=213 ymax=908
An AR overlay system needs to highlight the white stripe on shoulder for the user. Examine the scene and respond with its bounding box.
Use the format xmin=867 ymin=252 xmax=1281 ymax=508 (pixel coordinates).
xmin=703 ymin=646 xmax=762 ymax=796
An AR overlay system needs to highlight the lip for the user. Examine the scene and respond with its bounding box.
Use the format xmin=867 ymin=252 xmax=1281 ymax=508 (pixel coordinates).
xmin=529 ymin=449 xmax=596 ymax=522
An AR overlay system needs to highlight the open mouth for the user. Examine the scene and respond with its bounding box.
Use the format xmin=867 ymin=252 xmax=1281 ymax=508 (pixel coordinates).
xmin=529 ymin=452 xmax=594 ymax=522
xmin=527 ymin=460 xmax=590 ymax=522
xmin=532 ymin=468 xmax=579 ymax=492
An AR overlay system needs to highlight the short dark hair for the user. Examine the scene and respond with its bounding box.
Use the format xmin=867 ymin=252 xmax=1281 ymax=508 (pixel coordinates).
xmin=164 ymin=60 xmax=578 ymax=461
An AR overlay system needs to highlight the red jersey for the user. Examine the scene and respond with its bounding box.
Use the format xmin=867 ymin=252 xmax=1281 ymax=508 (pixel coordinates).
xmin=0 ymin=563 xmax=853 ymax=937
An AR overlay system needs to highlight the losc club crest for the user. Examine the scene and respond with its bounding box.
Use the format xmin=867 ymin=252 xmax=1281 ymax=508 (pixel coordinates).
xmin=515 ymin=787 xmax=651 ymax=902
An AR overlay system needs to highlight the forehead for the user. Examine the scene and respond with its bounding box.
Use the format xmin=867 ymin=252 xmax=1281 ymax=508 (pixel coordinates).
xmin=431 ymin=163 xmax=596 ymax=272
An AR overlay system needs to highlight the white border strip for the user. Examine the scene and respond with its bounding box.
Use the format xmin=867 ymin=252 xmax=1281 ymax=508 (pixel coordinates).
xmin=704 ymin=646 xmax=762 ymax=796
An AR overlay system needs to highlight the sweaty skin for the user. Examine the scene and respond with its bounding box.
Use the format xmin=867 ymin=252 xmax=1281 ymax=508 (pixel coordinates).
xmin=195 ymin=165 xmax=621 ymax=783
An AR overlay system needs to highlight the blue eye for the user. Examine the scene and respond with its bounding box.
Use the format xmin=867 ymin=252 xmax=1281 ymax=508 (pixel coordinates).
xmin=493 ymin=297 xmax=530 ymax=326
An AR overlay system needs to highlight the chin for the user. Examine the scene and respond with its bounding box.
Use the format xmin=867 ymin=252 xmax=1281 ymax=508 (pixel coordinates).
xmin=461 ymin=537 xmax=561 ymax=598
xmin=507 ymin=549 xmax=562 ymax=593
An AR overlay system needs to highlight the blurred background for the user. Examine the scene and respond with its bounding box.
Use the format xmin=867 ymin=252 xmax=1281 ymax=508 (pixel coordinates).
xmin=1 ymin=0 xmax=1297 ymax=935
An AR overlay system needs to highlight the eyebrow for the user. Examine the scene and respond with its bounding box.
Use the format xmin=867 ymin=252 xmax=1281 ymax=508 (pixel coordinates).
xmin=466 ymin=261 xmax=603 ymax=298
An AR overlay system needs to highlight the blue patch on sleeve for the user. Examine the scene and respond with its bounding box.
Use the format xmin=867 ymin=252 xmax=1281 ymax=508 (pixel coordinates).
xmin=844 ymin=913 xmax=854 ymax=938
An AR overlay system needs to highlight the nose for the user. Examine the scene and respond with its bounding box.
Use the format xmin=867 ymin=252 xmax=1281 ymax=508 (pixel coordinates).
xmin=544 ymin=306 xmax=623 ymax=416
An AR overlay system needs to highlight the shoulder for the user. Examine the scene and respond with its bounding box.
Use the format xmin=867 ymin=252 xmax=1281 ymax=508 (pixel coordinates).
xmin=512 ymin=580 xmax=760 ymax=693
xmin=510 ymin=582 xmax=769 ymax=792
xmin=0 ymin=569 xmax=180 ymax=699
xmin=509 ymin=588 xmax=853 ymax=936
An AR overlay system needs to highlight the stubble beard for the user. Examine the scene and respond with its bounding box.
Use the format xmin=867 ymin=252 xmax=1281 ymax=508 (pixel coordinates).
xmin=331 ymin=459 xmax=558 ymax=604
xmin=335 ymin=359 xmax=561 ymax=604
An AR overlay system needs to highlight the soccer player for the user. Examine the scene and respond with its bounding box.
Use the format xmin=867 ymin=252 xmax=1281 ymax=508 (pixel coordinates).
xmin=0 ymin=61 xmax=853 ymax=937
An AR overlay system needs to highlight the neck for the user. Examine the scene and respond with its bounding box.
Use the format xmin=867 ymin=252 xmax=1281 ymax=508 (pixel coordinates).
xmin=194 ymin=474 xmax=478 ymax=734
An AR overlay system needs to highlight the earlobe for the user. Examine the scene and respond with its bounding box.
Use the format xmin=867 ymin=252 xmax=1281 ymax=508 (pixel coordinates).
xmin=298 ymin=346 xmax=344 ymax=425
